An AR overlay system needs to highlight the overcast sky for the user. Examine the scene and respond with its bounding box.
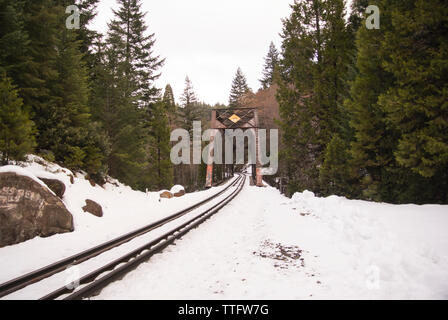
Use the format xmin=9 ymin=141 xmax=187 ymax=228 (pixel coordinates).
xmin=92 ymin=0 xmax=352 ymax=105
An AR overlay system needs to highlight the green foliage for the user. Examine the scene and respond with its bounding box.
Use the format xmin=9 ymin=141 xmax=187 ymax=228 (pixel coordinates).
xmin=163 ymin=84 xmax=176 ymax=128
xmin=277 ymin=0 xmax=352 ymax=194
xmin=107 ymin=0 xmax=164 ymax=109
xmin=379 ymin=0 xmax=448 ymax=179
xmin=63 ymin=146 xmax=86 ymax=170
xmin=163 ymin=84 xmax=176 ymax=111
xmin=229 ymin=67 xmax=251 ymax=107
xmin=259 ymin=42 xmax=279 ymax=90
xmin=0 ymin=0 xmax=173 ymax=191
xmin=75 ymin=0 xmax=101 ymax=70
xmin=146 ymin=101 xmax=173 ymax=190
xmin=347 ymin=0 xmax=370 ymax=33
xmin=39 ymin=150 xmax=55 ymax=163
xmin=109 ymin=123 xmax=147 ymax=188
xmin=93 ymin=0 xmax=164 ymax=189
xmin=2 ymin=0 xmax=445 ymax=203
xmin=178 ymin=76 xmax=202 ymax=135
xmin=0 ymin=0 xmax=108 ymax=179
xmin=0 ymin=75 xmax=35 ymax=164
xmin=344 ymin=1 xmax=395 ymax=198
xmin=343 ymin=0 xmax=448 ymax=203
xmin=0 ymin=0 xmax=31 ymax=88
xmin=319 ymin=134 xmax=352 ymax=195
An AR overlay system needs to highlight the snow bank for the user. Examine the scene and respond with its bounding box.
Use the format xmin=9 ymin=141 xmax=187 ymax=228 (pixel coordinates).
xmin=289 ymin=190 xmax=448 ymax=299
xmin=95 ymin=182 xmax=448 ymax=300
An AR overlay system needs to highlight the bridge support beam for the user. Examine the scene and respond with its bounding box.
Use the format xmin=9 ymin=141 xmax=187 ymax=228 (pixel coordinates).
xmin=254 ymin=112 xmax=263 ymax=187
xmin=205 ymin=129 xmax=217 ymax=188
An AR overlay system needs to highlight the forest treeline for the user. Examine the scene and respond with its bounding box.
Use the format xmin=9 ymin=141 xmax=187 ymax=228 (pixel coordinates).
xmin=0 ymin=0 xmax=166 ymax=190
xmin=0 ymin=0 xmax=226 ymax=191
xmin=1 ymin=0 xmax=447 ymax=203
xmin=275 ymin=0 xmax=447 ymax=203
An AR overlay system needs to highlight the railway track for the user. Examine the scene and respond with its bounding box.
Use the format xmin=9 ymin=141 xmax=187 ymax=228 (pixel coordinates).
xmin=0 ymin=174 xmax=246 ymax=300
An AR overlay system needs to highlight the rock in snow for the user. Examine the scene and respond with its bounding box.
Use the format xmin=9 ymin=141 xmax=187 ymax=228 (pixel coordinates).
xmin=82 ymin=199 xmax=103 ymax=217
xmin=170 ymin=185 xmax=185 ymax=197
xmin=0 ymin=172 xmax=74 ymax=247
xmin=159 ymin=190 xmax=174 ymax=199
xmin=38 ymin=178 xmax=66 ymax=199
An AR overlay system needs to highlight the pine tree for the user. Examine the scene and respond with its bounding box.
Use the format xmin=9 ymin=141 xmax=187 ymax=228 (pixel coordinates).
xmin=75 ymin=0 xmax=101 ymax=70
xmin=229 ymin=67 xmax=250 ymax=107
xmin=320 ymin=0 xmax=353 ymax=143
xmin=178 ymin=76 xmax=201 ymax=135
xmin=259 ymin=42 xmax=279 ymax=89
xmin=162 ymin=83 xmax=176 ymax=128
xmin=277 ymin=0 xmax=353 ymax=195
xmin=163 ymin=84 xmax=175 ymax=110
xmin=45 ymin=19 xmax=90 ymax=166
xmin=347 ymin=0 xmax=370 ymax=33
xmin=0 ymin=75 xmax=35 ymax=164
xmin=102 ymin=0 xmax=164 ymax=188
xmin=378 ymin=0 xmax=448 ymax=202
xmin=319 ymin=134 xmax=351 ymax=195
xmin=147 ymin=100 xmax=173 ymax=190
xmin=277 ymin=0 xmax=326 ymax=193
xmin=343 ymin=0 xmax=446 ymax=203
xmin=0 ymin=0 xmax=108 ymax=177
xmin=107 ymin=0 xmax=164 ymax=109
xmin=344 ymin=2 xmax=395 ymax=201
xmin=33 ymin=4 xmax=107 ymax=176
xmin=6 ymin=0 xmax=59 ymax=143
xmin=317 ymin=0 xmax=355 ymax=195
xmin=0 ymin=0 xmax=31 ymax=90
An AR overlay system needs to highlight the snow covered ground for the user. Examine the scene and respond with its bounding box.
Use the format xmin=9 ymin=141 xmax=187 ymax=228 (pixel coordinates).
xmin=0 ymin=155 xmax=237 ymax=285
xmin=1 ymin=156 xmax=447 ymax=299
xmin=94 ymin=179 xmax=448 ymax=300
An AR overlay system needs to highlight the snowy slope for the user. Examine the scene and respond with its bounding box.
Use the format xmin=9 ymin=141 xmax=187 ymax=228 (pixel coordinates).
xmin=94 ymin=179 xmax=448 ymax=300
xmin=0 ymin=155 xmax=236 ymax=284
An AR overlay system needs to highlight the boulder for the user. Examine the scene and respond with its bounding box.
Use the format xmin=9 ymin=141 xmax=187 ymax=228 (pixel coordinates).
xmin=82 ymin=199 xmax=103 ymax=217
xmin=173 ymin=189 xmax=185 ymax=197
xmin=39 ymin=178 xmax=66 ymax=198
xmin=0 ymin=172 xmax=74 ymax=248
xmin=159 ymin=190 xmax=174 ymax=199
xmin=170 ymin=185 xmax=185 ymax=197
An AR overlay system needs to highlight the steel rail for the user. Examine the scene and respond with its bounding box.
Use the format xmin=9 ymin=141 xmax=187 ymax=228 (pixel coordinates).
xmin=0 ymin=175 xmax=241 ymax=298
xmin=43 ymin=174 xmax=246 ymax=300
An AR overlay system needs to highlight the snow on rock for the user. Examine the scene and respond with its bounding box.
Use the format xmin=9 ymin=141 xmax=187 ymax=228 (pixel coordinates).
xmin=170 ymin=185 xmax=185 ymax=197
xmin=95 ymin=180 xmax=448 ymax=300
xmin=170 ymin=185 xmax=184 ymax=194
xmin=0 ymin=165 xmax=54 ymax=195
